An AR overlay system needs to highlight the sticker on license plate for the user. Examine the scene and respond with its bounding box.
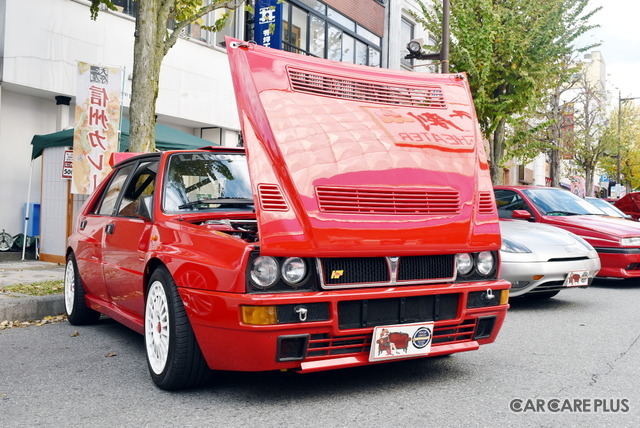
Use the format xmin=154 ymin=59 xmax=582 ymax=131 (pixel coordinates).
xmin=369 ymin=322 xmax=435 ymax=362
xmin=564 ymin=270 xmax=589 ymax=287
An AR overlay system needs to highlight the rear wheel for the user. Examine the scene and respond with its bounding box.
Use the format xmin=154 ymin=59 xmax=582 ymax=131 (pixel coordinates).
xmin=64 ymin=253 xmax=101 ymax=325
xmin=145 ymin=267 xmax=211 ymax=390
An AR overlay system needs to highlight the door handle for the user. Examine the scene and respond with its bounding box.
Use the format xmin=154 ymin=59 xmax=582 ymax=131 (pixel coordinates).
xmin=79 ymin=220 xmax=87 ymax=230
xmin=105 ymin=223 xmax=115 ymax=235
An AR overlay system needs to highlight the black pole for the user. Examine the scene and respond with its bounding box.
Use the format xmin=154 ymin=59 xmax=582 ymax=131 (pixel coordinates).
xmin=441 ymin=0 xmax=450 ymax=73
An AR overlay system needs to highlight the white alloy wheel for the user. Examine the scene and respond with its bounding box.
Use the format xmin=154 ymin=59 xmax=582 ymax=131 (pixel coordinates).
xmin=64 ymin=259 xmax=76 ymax=316
xmin=145 ymin=280 xmax=170 ymax=375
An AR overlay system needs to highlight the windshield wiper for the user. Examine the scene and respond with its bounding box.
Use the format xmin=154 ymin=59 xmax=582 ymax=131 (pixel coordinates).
xmin=178 ymin=198 xmax=254 ymax=210
xmin=545 ymin=210 xmax=579 ymax=216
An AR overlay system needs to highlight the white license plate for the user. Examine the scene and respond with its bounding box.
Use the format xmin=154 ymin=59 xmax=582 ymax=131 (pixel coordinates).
xmin=369 ymin=322 xmax=435 ymax=362
xmin=564 ymin=270 xmax=590 ymax=287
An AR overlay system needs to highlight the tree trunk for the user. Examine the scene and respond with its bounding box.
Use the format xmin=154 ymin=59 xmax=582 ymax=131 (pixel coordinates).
xmin=490 ymin=118 xmax=506 ymax=185
xmin=129 ymin=0 xmax=162 ymax=153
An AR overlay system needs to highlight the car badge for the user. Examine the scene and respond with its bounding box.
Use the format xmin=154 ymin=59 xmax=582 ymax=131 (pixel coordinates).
xmin=331 ymin=270 xmax=344 ymax=279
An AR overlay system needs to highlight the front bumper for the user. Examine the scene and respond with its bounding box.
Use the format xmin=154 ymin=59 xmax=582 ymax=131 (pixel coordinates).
xmin=501 ymin=256 xmax=600 ymax=297
xmin=595 ymin=247 xmax=640 ymax=278
xmin=178 ymin=281 xmax=509 ymax=372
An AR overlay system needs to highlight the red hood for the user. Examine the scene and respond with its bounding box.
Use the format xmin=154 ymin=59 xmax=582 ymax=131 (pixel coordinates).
xmin=615 ymin=192 xmax=640 ymax=217
xmin=226 ymin=38 xmax=498 ymax=256
xmin=543 ymin=214 xmax=640 ymax=240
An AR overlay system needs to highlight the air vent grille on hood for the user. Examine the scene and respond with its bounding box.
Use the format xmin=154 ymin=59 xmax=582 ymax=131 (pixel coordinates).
xmin=258 ymin=184 xmax=288 ymax=211
xmin=478 ymin=192 xmax=495 ymax=214
xmin=316 ymin=186 xmax=460 ymax=215
xmin=288 ymin=68 xmax=447 ymax=108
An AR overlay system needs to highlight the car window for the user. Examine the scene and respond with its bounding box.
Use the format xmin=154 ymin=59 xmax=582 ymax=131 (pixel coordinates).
xmin=95 ymin=164 xmax=135 ymax=216
xmin=522 ymin=188 xmax=602 ymax=215
xmin=163 ymin=152 xmax=253 ymax=213
xmin=494 ymin=189 xmax=531 ymax=219
xmin=116 ymin=161 xmax=158 ymax=217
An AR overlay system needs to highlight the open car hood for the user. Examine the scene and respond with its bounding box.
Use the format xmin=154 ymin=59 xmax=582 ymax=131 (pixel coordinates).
xmin=615 ymin=192 xmax=640 ymax=217
xmin=226 ymin=38 xmax=498 ymax=256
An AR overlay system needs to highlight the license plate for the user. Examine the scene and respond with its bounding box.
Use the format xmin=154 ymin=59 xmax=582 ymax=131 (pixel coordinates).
xmin=369 ymin=322 xmax=434 ymax=362
xmin=564 ymin=270 xmax=589 ymax=287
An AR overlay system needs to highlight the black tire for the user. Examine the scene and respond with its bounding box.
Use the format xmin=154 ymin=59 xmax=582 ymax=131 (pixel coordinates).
xmin=144 ymin=266 xmax=211 ymax=390
xmin=64 ymin=253 xmax=101 ymax=325
xmin=526 ymin=290 xmax=561 ymax=300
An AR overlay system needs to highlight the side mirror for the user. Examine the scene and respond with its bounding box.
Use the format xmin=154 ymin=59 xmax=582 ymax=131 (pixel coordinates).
xmin=136 ymin=195 xmax=153 ymax=221
xmin=512 ymin=209 xmax=532 ymax=220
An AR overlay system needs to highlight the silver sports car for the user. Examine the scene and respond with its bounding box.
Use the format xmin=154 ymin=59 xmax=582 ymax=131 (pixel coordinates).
xmin=500 ymin=220 xmax=601 ymax=299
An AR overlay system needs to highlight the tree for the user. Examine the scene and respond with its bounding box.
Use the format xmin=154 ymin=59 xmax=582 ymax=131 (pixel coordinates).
xmin=90 ymin=0 xmax=245 ymax=153
xmin=614 ymin=102 xmax=640 ymax=190
xmin=413 ymin=0 xmax=600 ymax=184
xmin=568 ymin=73 xmax=611 ymax=196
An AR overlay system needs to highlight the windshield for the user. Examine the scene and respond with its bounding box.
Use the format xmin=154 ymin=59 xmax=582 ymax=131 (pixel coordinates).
xmin=163 ymin=152 xmax=253 ymax=213
xmin=522 ymin=188 xmax=604 ymax=216
xmin=585 ymin=197 xmax=627 ymax=217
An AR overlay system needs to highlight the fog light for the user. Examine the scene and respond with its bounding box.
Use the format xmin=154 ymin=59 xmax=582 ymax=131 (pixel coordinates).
xmin=241 ymin=305 xmax=277 ymax=325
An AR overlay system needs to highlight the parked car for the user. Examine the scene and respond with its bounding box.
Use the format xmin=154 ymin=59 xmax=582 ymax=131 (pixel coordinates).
xmin=494 ymin=185 xmax=640 ymax=279
xmin=584 ymin=196 xmax=633 ymax=220
xmin=614 ymin=192 xmax=640 ymax=220
xmin=65 ymin=39 xmax=510 ymax=390
xmin=500 ymin=220 xmax=600 ymax=299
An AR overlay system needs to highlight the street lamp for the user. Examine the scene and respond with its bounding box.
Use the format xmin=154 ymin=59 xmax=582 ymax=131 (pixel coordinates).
xmin=404 ymin=0 xmax=450 ymax=73
xmin=616 ymin=91 xmax=640 ymax=195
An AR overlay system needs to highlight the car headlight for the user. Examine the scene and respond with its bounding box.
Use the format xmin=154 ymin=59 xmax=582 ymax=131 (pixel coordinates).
xmin=281 ymin=257 xmax=307 ymax=286
xmin=456 ymin=253 xmax=473 ymax=275
xmin=476 ymin=251 xmax=495 ymax=275
xmin=500 ymin=237 xmax=531 ymax=253
xmin=621 ymin=237 xmax=640 ymax=247
xmin=250 ymin=256 xmax=279 ymax=289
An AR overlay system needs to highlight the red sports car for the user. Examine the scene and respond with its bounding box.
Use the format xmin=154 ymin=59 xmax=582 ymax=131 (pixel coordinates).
xmin=65 ymin=39 xmax=509 ymax=390
xmin=495 ymin=185 xmax=640 ymax=279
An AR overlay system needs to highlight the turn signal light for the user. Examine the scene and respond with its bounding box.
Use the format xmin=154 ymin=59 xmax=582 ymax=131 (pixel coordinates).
xmin=241 ymin=305 xmax=277 ymax=325
xmin=500 ymin=290 xmax=509 ymax=305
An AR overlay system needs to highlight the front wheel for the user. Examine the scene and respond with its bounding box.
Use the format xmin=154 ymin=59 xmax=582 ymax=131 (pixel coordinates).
xmin=64 ymin=253 xmax=100 ymax=325
xmin=145 ymin=267 xmax=211 ymax=390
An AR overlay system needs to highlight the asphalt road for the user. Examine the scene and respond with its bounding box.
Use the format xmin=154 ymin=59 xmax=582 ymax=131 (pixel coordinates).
xmin=1 ymin=279 xmax=639 ymax=427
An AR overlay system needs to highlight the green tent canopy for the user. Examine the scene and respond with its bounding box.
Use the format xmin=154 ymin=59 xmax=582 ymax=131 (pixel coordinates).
xmin=30 ymin=118 xmax=214 ymax=159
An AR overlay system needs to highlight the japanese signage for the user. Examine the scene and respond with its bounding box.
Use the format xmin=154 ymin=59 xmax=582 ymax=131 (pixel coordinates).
xmin=255 ymin=0 xmax=282 ymax=49
xmin=71 ymin=62 xmax=123 ymax=194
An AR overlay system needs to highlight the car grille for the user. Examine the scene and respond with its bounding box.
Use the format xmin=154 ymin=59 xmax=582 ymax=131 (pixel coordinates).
xmin=318 ymin=255 xmax=455 ymax=288
xmin=305 ymin=319 xmax=476 ymax=358
xmin=316 ymin=186 xmax=460 ymax=215
xmin=337 ymin=294 xmax=459 ymax=329
xmin=288 ymin=68 xmax=447 ymax=108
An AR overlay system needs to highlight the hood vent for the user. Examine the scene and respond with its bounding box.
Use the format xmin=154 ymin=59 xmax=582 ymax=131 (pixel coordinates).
xmin=316 ymin=186 xmax=460 ymax=215
xmin=258 ymin=184 xmax=289 ymax=211
xmin=478 ymin=192 xmax=496 ymax=214
xmin=288 ymin=68 xmax=446 ymax=108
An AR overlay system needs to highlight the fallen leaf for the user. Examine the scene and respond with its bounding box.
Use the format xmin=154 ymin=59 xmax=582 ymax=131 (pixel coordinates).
xmin=70 ymin=331 xmax=79 ymax=337
xmin=105 ymin=353 xmax=117 ymax=358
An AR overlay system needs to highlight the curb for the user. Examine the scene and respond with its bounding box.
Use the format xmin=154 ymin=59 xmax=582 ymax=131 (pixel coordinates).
xmin=0 ymin=293 xmax=65 ymax=322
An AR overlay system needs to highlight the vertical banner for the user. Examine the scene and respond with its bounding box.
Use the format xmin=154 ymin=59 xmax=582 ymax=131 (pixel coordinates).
xmin=255 ymin=0 xmax=282 ymax=49
xmin=71 ymin=62 xmax=123 ymax=195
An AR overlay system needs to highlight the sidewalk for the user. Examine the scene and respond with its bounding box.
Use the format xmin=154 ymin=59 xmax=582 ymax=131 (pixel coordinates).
xmin=0 ymin=260 xmax=66 ymax=322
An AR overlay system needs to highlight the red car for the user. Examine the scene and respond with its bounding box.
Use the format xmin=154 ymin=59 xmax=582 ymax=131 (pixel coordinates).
xmin=495 ymin=186 xmax=640 ymax=279
xmin=614 ymin=192 xmax=640 ymax=220
xmin=65 ymin=38 xmax=509 ymax=390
